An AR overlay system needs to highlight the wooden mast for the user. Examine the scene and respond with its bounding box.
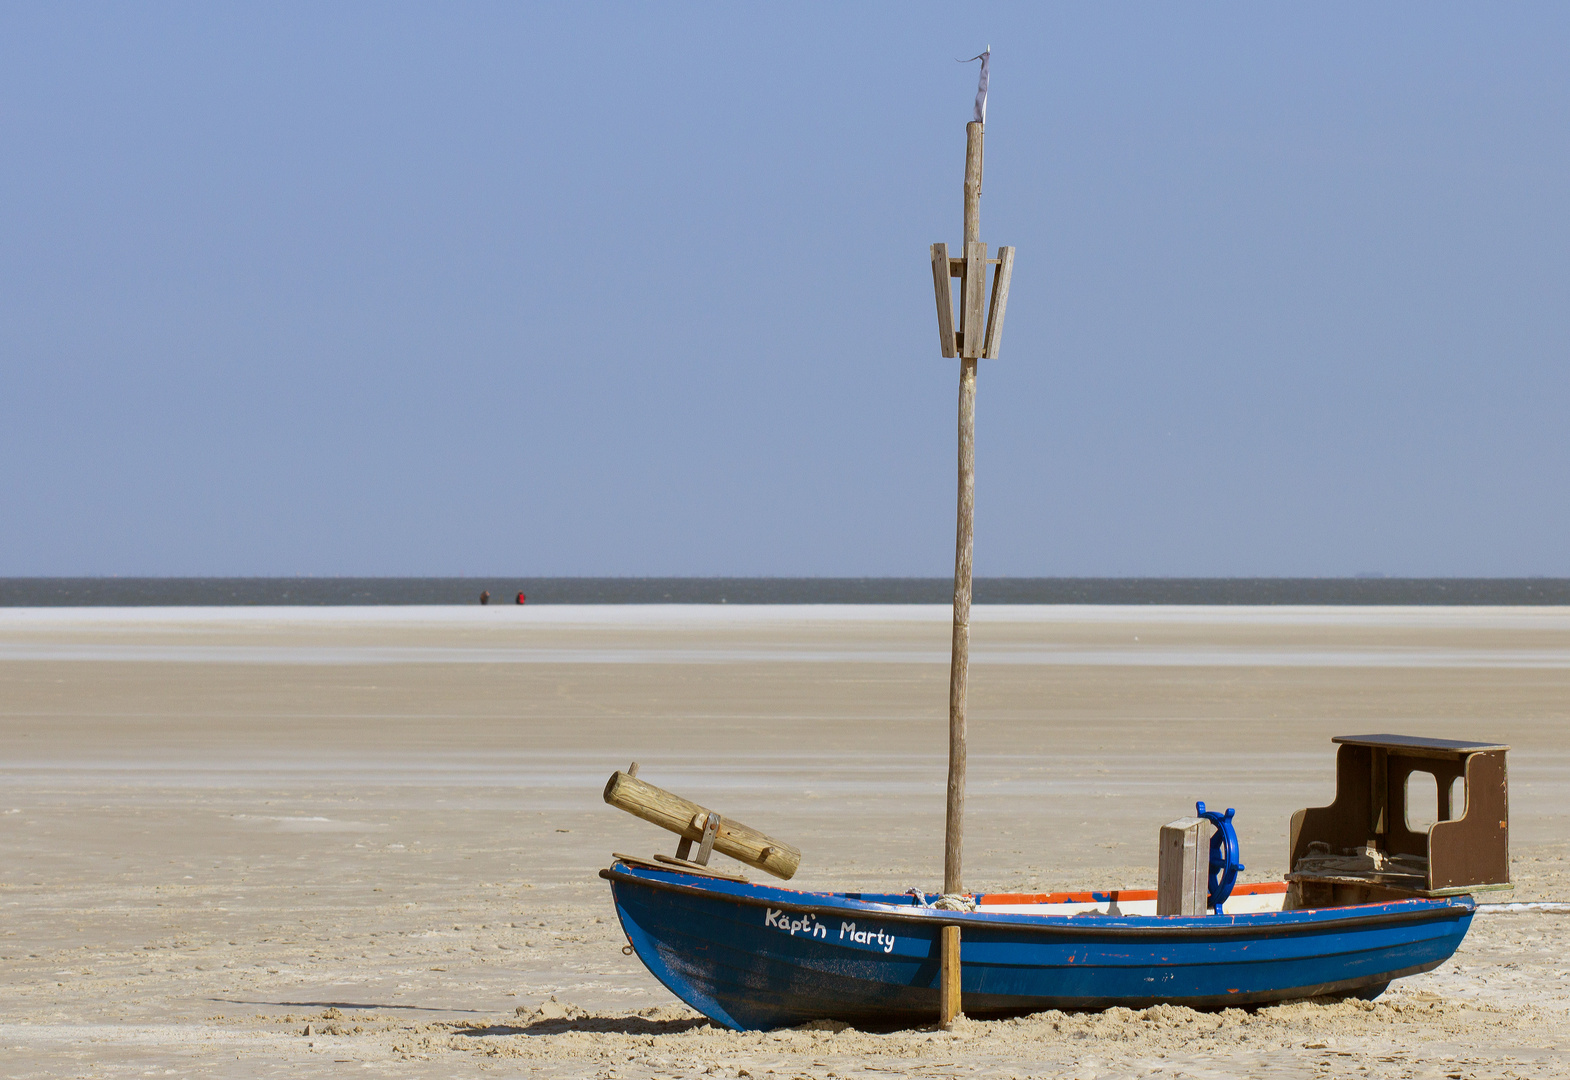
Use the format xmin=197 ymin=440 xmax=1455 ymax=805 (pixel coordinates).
xmin=930 ymin=47 xmax=1015 ymax=1030
xmin=938 ymin=117 xmax=984 ymax=1032
xmin=947 ymin=118 xmax=983 ymax=902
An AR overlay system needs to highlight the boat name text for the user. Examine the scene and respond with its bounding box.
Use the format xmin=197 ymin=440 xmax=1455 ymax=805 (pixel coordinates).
xmin=764 ymin=908 xmax=828 ymax=939
xmin=839 ymin=921 xmax=896 ymax=953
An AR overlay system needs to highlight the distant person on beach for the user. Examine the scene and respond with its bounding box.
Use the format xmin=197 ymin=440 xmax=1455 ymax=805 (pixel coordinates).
xmin=480 ymin=590 xmax=490 ymax=605
xmin=516 ymin=591 xmax=526 ymax=605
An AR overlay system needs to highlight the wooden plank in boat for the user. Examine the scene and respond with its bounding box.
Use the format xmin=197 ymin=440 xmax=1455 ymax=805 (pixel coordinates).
xmin=1158 ymin=817 xmax=1207 ymax=916
xmin=610 ymin=852 xmax=749 ymax=882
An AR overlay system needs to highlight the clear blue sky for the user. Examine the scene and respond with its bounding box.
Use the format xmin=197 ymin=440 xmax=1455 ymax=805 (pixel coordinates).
xmin=3 ymin=4 xmax=1567 ymax=576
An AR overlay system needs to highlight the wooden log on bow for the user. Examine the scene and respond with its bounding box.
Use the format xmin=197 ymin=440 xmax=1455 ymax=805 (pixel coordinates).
xmin=602 ymin=770 xmax=802 ymax=880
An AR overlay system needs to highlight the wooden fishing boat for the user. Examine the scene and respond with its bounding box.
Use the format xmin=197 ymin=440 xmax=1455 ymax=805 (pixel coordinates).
xmin=601 ymin=734 xmax=1510 ymax=1031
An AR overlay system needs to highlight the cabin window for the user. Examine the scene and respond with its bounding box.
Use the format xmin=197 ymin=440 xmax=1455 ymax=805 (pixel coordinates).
xmin=1449 ymin=776 xmax=1466 ymax=820
xmin=1405 ymin=771 xmax=1439 ymax=832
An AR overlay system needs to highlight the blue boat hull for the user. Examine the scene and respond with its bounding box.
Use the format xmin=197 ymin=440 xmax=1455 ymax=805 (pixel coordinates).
xmin=603 ymin=863 xmax=1474 ymax=1031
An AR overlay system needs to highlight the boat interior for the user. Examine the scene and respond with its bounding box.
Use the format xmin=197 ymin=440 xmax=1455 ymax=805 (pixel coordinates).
xmin=607 ymin=734 xmax=1511 ymax=917
xmin=863 ymin=881 xmax=1292 ymax=917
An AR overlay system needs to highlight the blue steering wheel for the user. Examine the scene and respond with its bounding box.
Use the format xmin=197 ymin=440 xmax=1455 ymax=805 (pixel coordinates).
xmin=1196 ymin=801 xmax=1244 ymax=914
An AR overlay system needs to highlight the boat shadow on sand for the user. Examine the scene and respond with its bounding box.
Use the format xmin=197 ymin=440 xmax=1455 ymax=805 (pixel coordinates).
xmin=468 ymin=996 xmax=1394 ymax=1039
xmin=460 ymin=1012 xmax=714 ymax=1037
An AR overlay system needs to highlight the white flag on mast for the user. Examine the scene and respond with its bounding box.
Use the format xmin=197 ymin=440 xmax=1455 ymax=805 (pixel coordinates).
xmin=973 ymin=48 xmax=990 ymax=124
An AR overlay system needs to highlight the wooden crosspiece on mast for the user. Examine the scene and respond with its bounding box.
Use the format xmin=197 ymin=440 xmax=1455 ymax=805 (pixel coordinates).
xmin=928 ymin=48 xmax=1016 ymax=1029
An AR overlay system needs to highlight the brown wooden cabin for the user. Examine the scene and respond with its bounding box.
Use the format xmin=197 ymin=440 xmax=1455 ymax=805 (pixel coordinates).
xmin=1288 ymin=734 xmax=1510 ymax=907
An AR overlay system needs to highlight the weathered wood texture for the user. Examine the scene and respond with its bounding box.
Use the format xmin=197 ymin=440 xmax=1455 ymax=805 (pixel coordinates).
xmin=930 ymin=243 xmax=957 ymax=358
xmin=964 ymin=121 xmax=983 ymax=245
xmin=695 ymin=810 xmax=721 ymax=864
xmin=948 ymin=256 xmax=1001 ymax=274
xmin=945 ymin=121 xmax=984 ymax=898
xmin=615 ymin=852 xmax=747 ymax=882
xmin=939 ymin=924 xmax=963 ymax=1027
xmin=1157 ymin=816 xmax=1209 ymax=916
xmin=603 ymin=771 xmax=801 ymax=879
xmin=945 ymin=358 xmax=976 ymax=896
xmin=982 ymin=245 xmax=1014 ymax=359
xmin=960 ymin=241 xmax=988 ymax=358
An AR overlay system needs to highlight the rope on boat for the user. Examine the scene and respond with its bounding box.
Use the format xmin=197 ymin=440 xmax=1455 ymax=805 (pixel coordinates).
xmin=934 ymin=894 xmax=978 ymax=912
xmin=1475 ymin=902 xmax=1570 ymax=914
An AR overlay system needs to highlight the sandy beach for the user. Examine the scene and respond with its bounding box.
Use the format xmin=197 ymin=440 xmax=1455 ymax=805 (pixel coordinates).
xmin=1 ymin=604 xmax=1567 ymax=1078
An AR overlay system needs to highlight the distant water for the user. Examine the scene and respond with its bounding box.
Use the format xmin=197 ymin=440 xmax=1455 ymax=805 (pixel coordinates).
xmin=2 ymin=578 xmax=1569 ymax=606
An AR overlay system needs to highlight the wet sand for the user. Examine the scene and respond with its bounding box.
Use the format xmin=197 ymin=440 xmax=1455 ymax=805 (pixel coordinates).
xmin=1 ymin=605 xmax=1567 ymax=1078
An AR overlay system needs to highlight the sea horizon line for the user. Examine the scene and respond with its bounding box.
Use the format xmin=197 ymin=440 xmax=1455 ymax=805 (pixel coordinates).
xmin=3 ymin=576 xmax=1569 ymax=607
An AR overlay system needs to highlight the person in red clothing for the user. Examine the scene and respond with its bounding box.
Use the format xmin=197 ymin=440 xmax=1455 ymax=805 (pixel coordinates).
xmin=515 ymin=591 xmax=526 ymax=605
